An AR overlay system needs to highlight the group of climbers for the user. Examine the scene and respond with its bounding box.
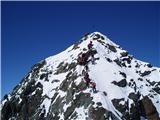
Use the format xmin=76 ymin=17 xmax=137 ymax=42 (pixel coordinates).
xmin=83 ymin=72 xmax=97 ymax=93
xmin=90 ymin=81 xmax=96 ymax=93
xmin=77 ymin=39 xmax=97 ymax=93
xmin=79 ymin=33 xmax=160 ymax=119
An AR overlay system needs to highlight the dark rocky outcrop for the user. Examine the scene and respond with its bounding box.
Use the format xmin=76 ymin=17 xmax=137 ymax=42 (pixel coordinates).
xmin=1 ymin=60 xmax=48 ymax=120
xmin=1 ymin=86 xmax=44 ymax=120
xmin=129 ymin=103 xmax=141 ymax=120
xmin=147 ymin=63 xmax=152 ymax=68
xmin=60 ymin=79 xmax=72 ymax=92
xmin=83 ymin=48 xmax=87 ymax=51
xmin=11 ymin=60 xmax=46 ymax=96
xmin=114 ymin=58 xmax=127 ymax=68
xmin=112 ymin=97 xmax=143 ymax=120
xmin=152 ymin=87 xmax=160 ymax=94
xmin=139 ymin=96 xmax=160 ymax=120
xmin=120 ymin=51 xmax=128 ymax=57
xmin=64 ymin=92 xmax=93 ymax=120
xmin=39 ymin=73 xmax=50 ymax=81
xmin=31 ymin=60 xmax=46 ymax=73
xmin=72 ymin=40 xmax=83 ymax=50
xmin=101 ymin=36 xmax=105 ymax=40
xmin=114 ymin=58 xmax=122 ymax=67
xmin=55 ymin=62 xmax=77 ymax=75
xmin=107 ymin=44 xmax=117 ymax=53
xmin=112 ymin=98 xmax=129 ymax=119
xmin=122 ymin=56 xmax=133 ymax=64
xmin=140 ymin=71 xmax=151 ymax=77
xmin=93 ymin=34 xmax=101 ymax=40
xmin=106 ymin=57 xmax=112 ymax=63
xmin=119 ymin=71 xmax=127 ymax=78
xmin=103 ymin=91 xmax=107 ymax=96
xmin=146 ymin=79 xmax=157 ymax=86
xmin=51 ymin=79 xmax=60 ymax=83
xmin=135 ymin=63 xmax=141 ymax=68
xmin=1 ymin=98 xmax=16 ymax=120
xmin=138 ymin=78 xmax=143 ymax=81
xmin=128 ymin=92 xmax=141 ymax=102
xmin=96 ymin=102 xmax=102 ymax=106
xmin=112 ymin=79 xmax=127 ymax=87
xmin=88 ymin=106 xmax=119 ymax=120
xmin=55 ymin=62 xmax=69 ymax=74
xmin=77 ymin=80 xmax=88 ymax=92
xmin=49 ymin=96 xmax=65 ymax=120
xmin=97 ymin=39 xmax=106 ymax=45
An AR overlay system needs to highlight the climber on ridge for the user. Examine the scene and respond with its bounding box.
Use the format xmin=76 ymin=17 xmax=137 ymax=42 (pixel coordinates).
xmin=88 ymin=41 xmax=93 ymax=50
xmin=77 ymin=53 xmax=89 ymax=65
xmin=82 ymin=69 xmax=86 ymax=76
xmin=77 ymin=54 xmax=82 ymax=65
xmin=90 ymin=81 xmax=96 ymax=93
xmin=87 ymin=41 xmax=96 ymax=64
xmin=84 ymin=72 xmax=91 ymax=88
xmin=82 ymin=65 xmax=89 ymax=76
xmin=84 ymin=72 xmax=89 ymax=80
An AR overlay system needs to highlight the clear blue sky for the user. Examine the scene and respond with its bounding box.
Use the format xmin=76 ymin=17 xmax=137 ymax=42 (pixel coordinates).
xmin=1 ymin=1 xmax=160 ymax=97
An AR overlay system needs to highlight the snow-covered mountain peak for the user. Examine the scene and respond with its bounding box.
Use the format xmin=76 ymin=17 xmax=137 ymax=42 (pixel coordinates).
xmin=1 ymin=32 xmax=160 ymax=120
xmin=46 ymin=31 xmax=123 ymax=63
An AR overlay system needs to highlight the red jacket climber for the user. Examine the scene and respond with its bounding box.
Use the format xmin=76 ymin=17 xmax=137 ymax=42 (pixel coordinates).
xmin=85 ymin=78 xmax=91 ymax=88
xmin=82 ymin=53 xmax=88 ymax=65
xmin=84 ymin=72 xmax=89 ymax=80
xmin=77 ymin=55 xmax=81 ymax=65
xmin=77 ymin=54 xmax=85 ymax=65
xmin=88 ymin=41 xmax=93 ymax=50
xmin=90 ymin=82 xmax=96 ymax=92
xmin=84 ymin=73 xmax=90 ymax=88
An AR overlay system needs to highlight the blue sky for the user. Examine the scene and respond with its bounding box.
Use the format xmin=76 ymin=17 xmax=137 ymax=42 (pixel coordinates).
xmin=1 ymin=1 xmax=160 ymax=97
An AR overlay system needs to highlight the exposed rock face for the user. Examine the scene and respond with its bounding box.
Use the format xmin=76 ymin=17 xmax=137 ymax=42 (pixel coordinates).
xmin=112 ymin=79 xmax=127 ymax=87
xmin=1 ymin=60 xmax=46 ymax=120
xmin=128 ymin=92 xmax=141 ymax=102
xmin=140 ymin=96 xmax=160 ymax=120
xmin=119 ymin=71 xmax=127 ymax=78
xmin=1 ymin=32 xmax=160 ymax=120
xmin=88 ymin=106 xmax=119 ymax=120
xmin=140 ymin=70 xmax=151 ymax=77
xmin=120 ymin=51 xmax=128 ymax=57
xmin=107 ymin=44 xmax=117 ymax=53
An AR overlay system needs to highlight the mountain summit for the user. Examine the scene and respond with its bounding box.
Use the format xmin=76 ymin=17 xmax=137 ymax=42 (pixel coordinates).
xmin=1 ymin=32 xmax=160 ymax=120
